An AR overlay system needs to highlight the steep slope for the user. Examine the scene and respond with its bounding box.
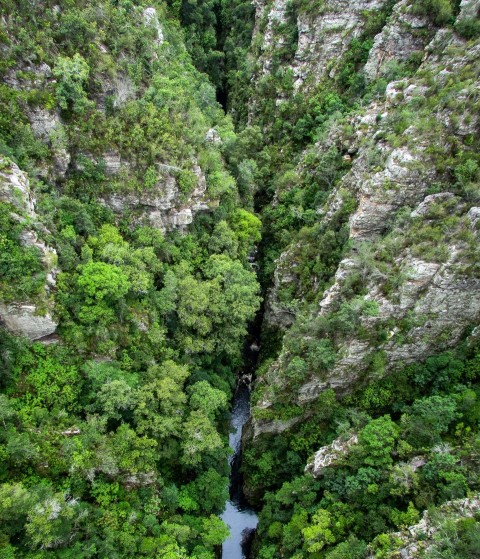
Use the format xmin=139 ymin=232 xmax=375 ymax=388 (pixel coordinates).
xmin=368 ymin=497 xmax=480 ymax=558
xmin=1 ymin=2 xmax=237 ymax=232
xmin=1 ymin=0 xmax=480 ymax=557
xmin=0 ymin=2 xmax=262 ymax=557
xmin=255 ymin=27 xmax=480 ymax=424
xmin=233 ymin=0 xmax=480 ymax=557
xmin=0 ymin=158 xmax=58 ymax=340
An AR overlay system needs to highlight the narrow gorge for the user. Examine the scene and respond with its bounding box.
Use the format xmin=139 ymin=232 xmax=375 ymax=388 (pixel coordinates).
xmin=220 ymin=339 xmax=259 ymax=558
xmin=1 ymin=0 xmax=480 ymax=558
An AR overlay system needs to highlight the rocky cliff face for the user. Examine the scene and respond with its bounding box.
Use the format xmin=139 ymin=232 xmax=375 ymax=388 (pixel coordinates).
xmin=252 ymin=0 xmax=480 ymax=434
xmin=252 ymin=0 xmax=392 ymax=87
xmin=251 ymin=0 xmax=459 ymax=94
xmin=368 ymin=497 xmax=480 ymax=558
xmin=264 ymin=243 xmax=301 ymax=330
xmin=1 ymin=5 xmax=225 ymax=235
xmin=0 ymin=3 xmax=236 ymax=348
xmin=0 ymin=159 xmax=58 ymax=340
xmin=363 ymin=0 xmax=433 ymax=81
xmin=99 ymin=163 xmax=212 ymax=233
xmin=292 ymin=0 xmax=390 ymax=89
xmin=305 ymin=434 xmax=359 ymax=477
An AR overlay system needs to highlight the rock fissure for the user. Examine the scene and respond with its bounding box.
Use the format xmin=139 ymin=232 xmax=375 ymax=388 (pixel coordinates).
xmin=1 ymin=1 xmax=480 ymax=557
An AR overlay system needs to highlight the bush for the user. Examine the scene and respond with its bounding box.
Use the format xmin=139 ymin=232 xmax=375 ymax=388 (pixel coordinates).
xmin=455 ymin=17 xmax=480 ymax=40
xmin=402 ymin=395 xmax=458 ymax=448
xmin=412 ymin=0 xmax=454 ymax=25
xmin=53 ymin=54 xmax=91 ymax=114
xmin=0 ymin=203 xmax=45 ymax=301
xmin=178 ymin=168 xmax=198 ymax=195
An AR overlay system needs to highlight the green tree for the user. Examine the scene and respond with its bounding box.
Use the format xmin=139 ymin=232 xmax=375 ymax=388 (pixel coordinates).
xmin=202 ymin=254 xmax=261 ymax=358
xmin=358 ymin=415 xmax=399 ymax=468
xmin=181 ymin=410 xmax=223 ymax=467
xmin=402 ymin=395 xmax=458 ymax=448
xmin=208 ymin=220 xmax=239 ymax=258
xmin=325 ymin=536 xmax=368 ymax=559
xmin=94 ymin=379 xmax=135 ymax=420
xmin=0 ymin=202 xmax=45 ymax=301
xmin=75 ymin=261 xmax=130 ymax=324
xmin=134 ymin=361 xmax=189 ymax=441
xmin=230 ymin=208 xmax=262 ymax=258
xmin=201 ymin=514 xmax=230 ymax=548
xmin=182 ymin=468 xmax=229 ymax=514
xmin=5 ymin=432 xmax=39 ymax=466
xmin=302 ymin=509 xmax=336 ymax=553
xmin=25 ymin=491 xmax=88 ymax=550
xmin=17 ymin=346 xmax=82 ymax=412
xmin=0 ymin=483 xmax=33 ymax=539
xmin=188 ymin=381 xmax=228 ymax=419
xmin=412 ymin=0 xmax=454 ymax=25
xmin=176 ymin=273 xmax=215 ymax=353
xmin=53 ymin=54 xmax=91 ymax=113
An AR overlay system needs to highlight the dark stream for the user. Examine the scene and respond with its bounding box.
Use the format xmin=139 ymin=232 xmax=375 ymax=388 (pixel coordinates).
xmin=221 ymin=338 xmax=260 ymax=558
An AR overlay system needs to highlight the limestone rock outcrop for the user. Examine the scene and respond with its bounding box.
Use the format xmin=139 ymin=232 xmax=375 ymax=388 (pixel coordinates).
xmin=264 ymin=244 xmax=301 ymax=330
xmin=100 ymin=164 xmax=211 ymax=232
xmin=2 ymin=13 xmax=217 ymax=236
xmin=292 ymin=0 xmax=389 ymax=90
xmin=0 ymin=303 xmax=57 ymax=341
xmin=252 ymin=0 xmax=393 ymax=94
xmin=253 ymin=7 xmax=480 ymax=429
xmin=368 ymin=497 xmax=480 ymax=558
xmin=305 ymin=435 xmax=359 ymax=477
xmin=143 ymin=7 xmax=164 ymax=47
xmin=0 ymin=159 xmax=58 ymax=340
xmin=364 ymin=0 xmax=432 ymax=82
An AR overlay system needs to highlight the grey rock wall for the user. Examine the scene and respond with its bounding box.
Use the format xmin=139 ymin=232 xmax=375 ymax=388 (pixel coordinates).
xmin=364 ymin=0 xmax=432 ymax=81
xmin=367 ymin=497 xmax=480 ymax=558
xmin=0 ymin=159 xmax=58 ymax=340
xmin=100 ymin=163 xmax=211 ymax=232
xmin=252 ymin=9 xmax=480 ymax=431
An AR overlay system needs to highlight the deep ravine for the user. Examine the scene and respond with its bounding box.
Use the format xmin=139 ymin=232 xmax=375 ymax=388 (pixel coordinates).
xmin=220 ymin=378 xmax=258 ymax=558
xmin=220 ymin=309 xmax=263 ymax=558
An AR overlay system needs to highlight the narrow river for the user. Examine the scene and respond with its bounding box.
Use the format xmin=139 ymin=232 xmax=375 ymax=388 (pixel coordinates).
xmin=221 ymin=350 xmax=259 ymax=558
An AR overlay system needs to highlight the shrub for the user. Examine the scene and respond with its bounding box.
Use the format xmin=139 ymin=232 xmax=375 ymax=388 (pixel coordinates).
xmin=0 ymin=203 xmax=45 ymax=301
xmin=412 ymin=0 xmax=454 ymax=25
xmin=455 ymin=17 xmax=480 ymax=40
xmin=178 ymin=168 xmax=198 ymax=195
xmin=53 ymin=54 xmax=91 ymax=114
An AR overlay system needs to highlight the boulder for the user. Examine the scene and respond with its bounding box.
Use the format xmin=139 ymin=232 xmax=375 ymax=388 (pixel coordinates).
xmin=0 ymin=303 xmax=57 ymax=341
xmin=305 ymin=435 xmax=359 ymax=477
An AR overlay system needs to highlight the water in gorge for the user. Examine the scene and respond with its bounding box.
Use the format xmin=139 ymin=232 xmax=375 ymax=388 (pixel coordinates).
xmin=221 ymin=347 xmax=259 ymax=558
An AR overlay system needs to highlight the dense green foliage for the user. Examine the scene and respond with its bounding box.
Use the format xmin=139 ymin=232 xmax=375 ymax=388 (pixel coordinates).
xmin=164 ymin=0 xmax=256 ymax=118
xmin=225 ymin=1 xmax=480 ymax=558
xmin=0 ymin=202 xmax=46 ymax=302
xmin=1 ymin=0 xmax=480 ymax=557
xmin=247 ymin=345 xmax=480 ymax=557
xmin=0 ymin=0 xmax=262 ymax=557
